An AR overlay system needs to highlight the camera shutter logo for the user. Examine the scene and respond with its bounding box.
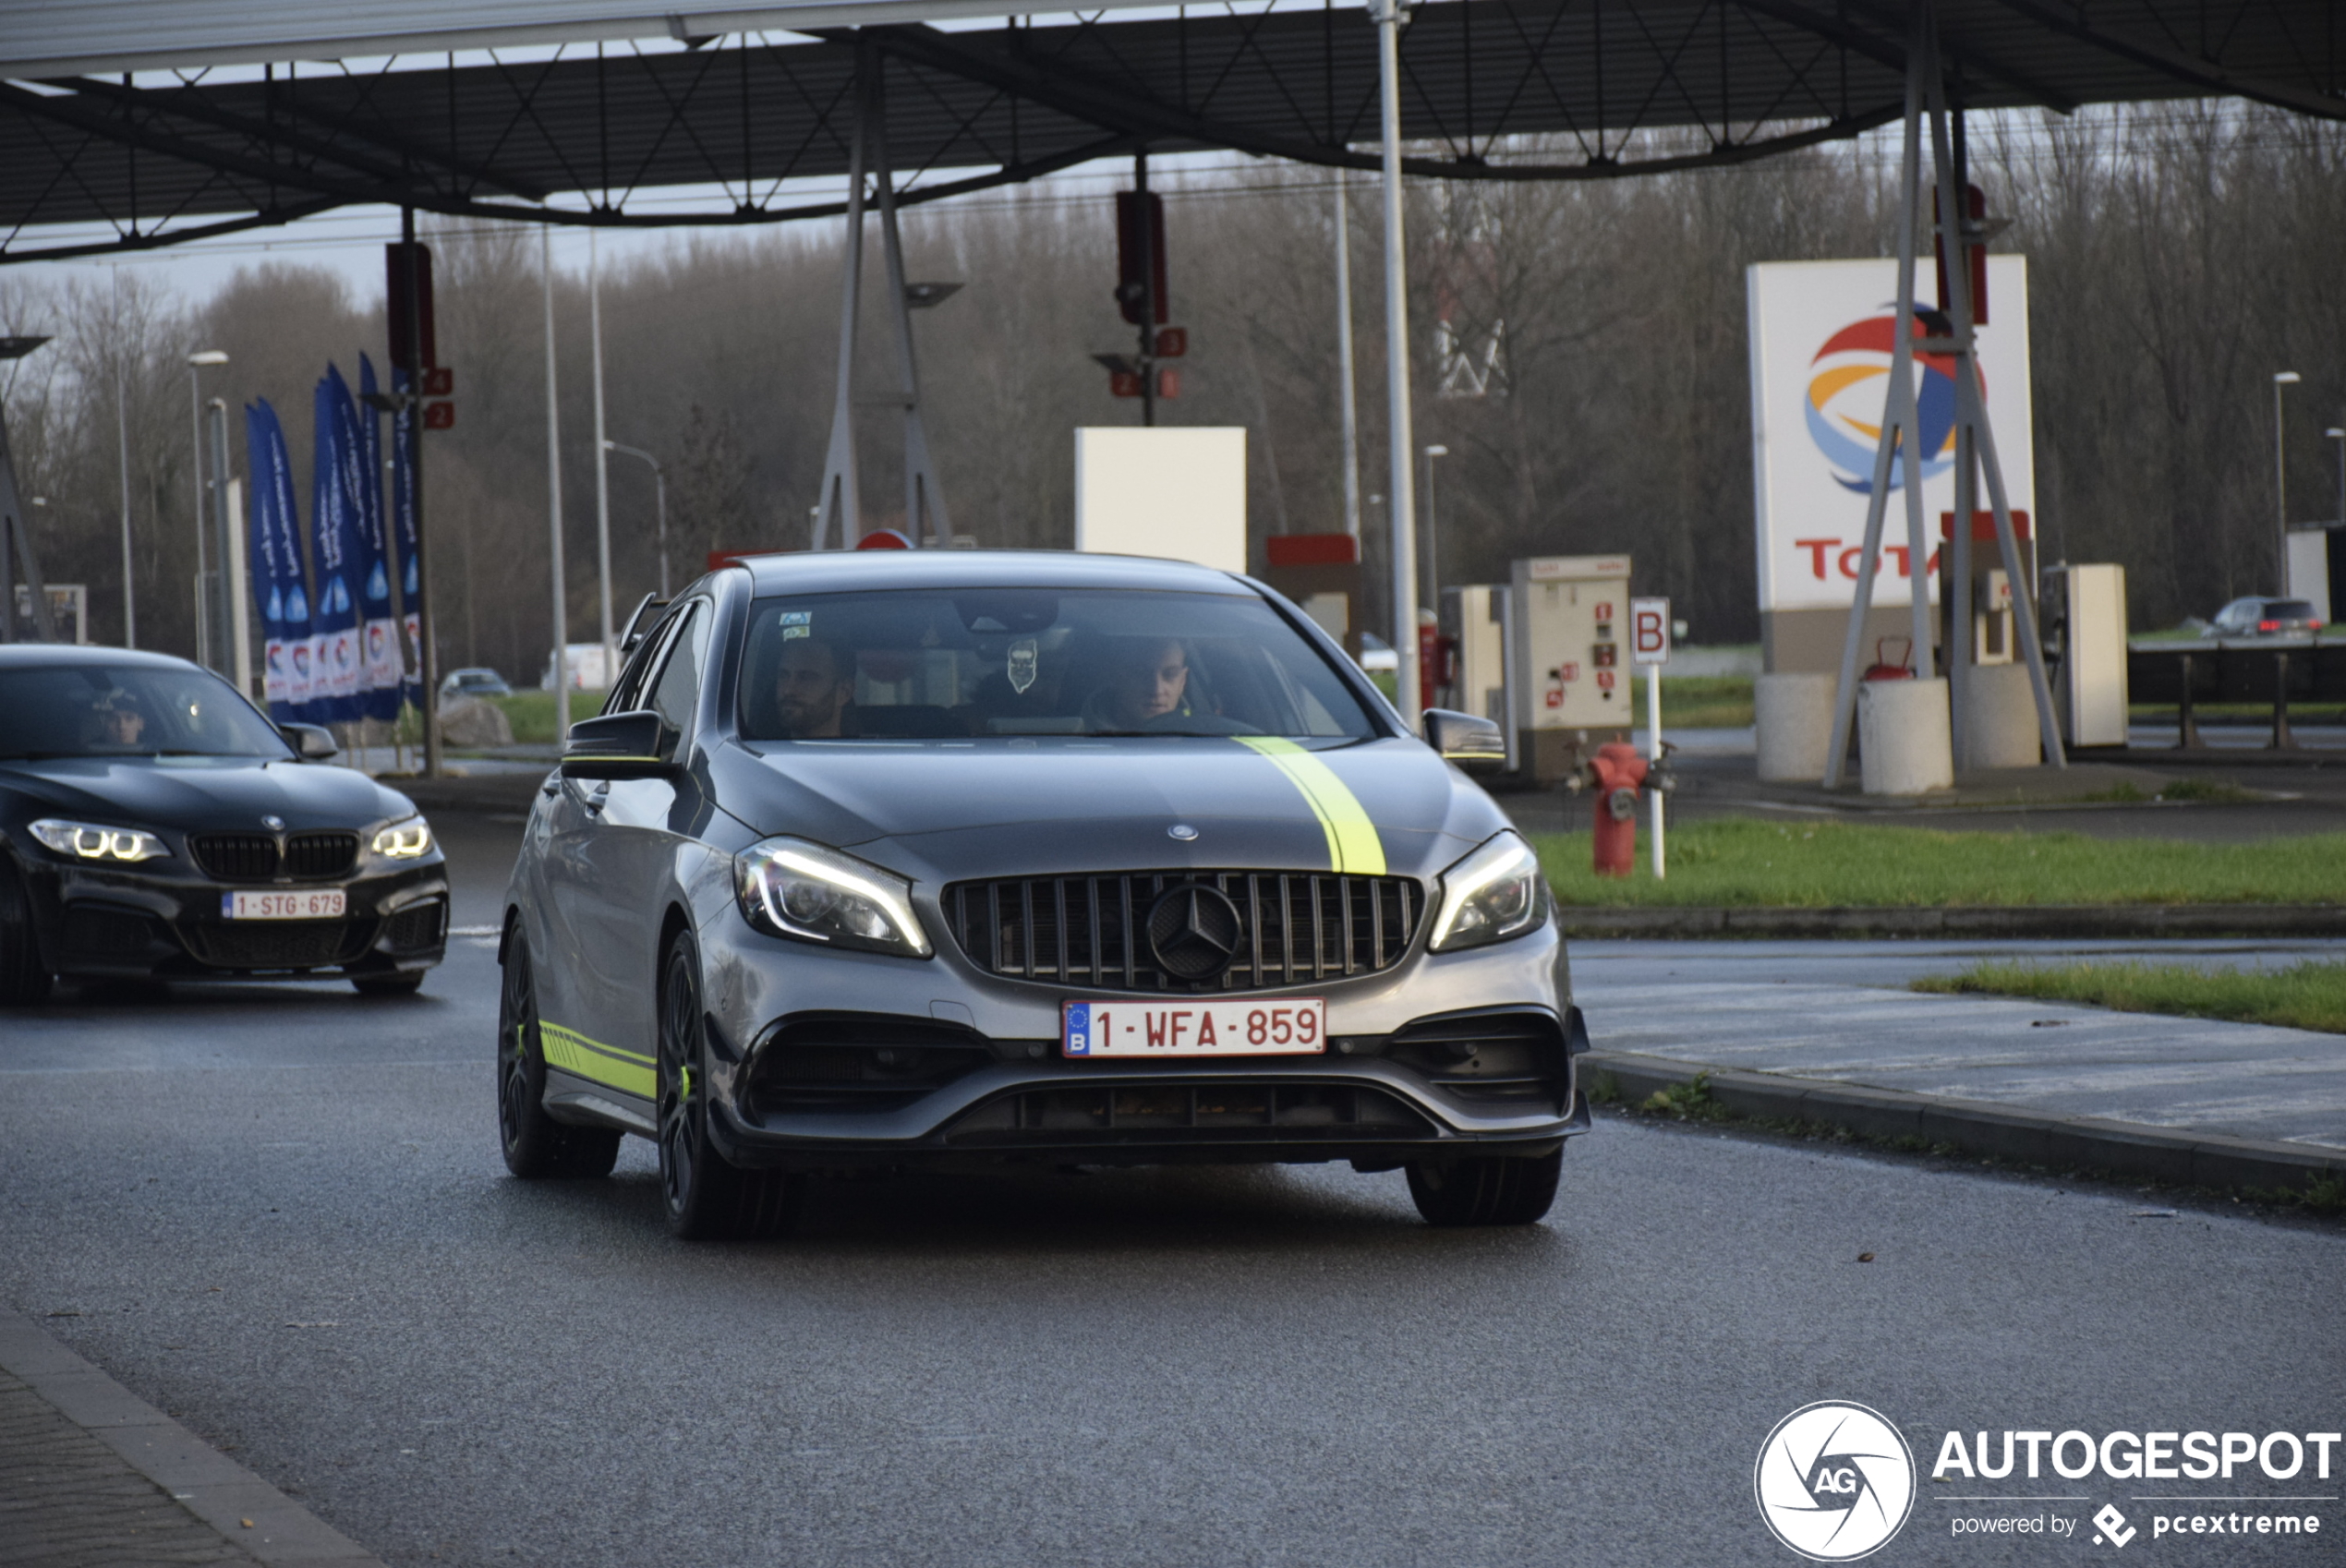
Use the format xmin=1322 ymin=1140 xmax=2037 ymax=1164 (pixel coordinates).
xmin=1754 ymin=1402 xmax=1916 ymax=1560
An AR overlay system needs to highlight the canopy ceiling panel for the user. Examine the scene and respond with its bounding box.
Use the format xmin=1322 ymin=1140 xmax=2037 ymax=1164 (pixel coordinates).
xmin=3 ymin=0 xmax=2339 ymax=261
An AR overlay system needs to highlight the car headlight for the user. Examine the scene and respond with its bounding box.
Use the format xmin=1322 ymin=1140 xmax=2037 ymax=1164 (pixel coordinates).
xmin=28 ymin=818 xmax=171 ymax=863
xmin=1429 ymin=831 xmax=1548 ymax=953
xmin=735 ymin=837 xmax=932 ymax=958
xmin=370 ymin=816 xmax=434 ymax=858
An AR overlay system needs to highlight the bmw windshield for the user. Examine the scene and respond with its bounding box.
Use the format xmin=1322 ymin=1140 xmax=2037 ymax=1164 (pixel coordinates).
xmin=0 ymin=665 xmax=293 ymax=761
xmin=736 ymin=588 xmax=1379 ymax=742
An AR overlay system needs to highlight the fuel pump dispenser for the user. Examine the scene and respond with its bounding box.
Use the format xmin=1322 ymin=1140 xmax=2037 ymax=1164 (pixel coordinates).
xmin=1510 ymin=554 xmax=1632 ymax=783
xmin=1938 ymin=511 xmax=2033 ymax=666
xmin=1442 ymin=585 xmax=1515 ymax=769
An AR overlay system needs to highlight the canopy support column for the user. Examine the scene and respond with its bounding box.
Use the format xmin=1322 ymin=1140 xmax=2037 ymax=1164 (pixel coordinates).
xmin=1373 ymin=0 xmax=1421 ymax=728
xmin=814 ymin=47 xmax=950 ymax=549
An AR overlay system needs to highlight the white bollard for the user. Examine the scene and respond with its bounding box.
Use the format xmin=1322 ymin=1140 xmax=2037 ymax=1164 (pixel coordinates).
xmin=1963 ymin=662 xmax=2042 ymax=769
xmin=1755 ymin=672 xmax=1836 ymax=782
xmin=1859 ymin=677 xmax=1955 ymax=795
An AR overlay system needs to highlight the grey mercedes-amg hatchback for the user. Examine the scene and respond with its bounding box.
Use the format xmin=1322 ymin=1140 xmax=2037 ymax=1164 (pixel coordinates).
xmin=498 ymin=549 xmax=1589 ymax=1238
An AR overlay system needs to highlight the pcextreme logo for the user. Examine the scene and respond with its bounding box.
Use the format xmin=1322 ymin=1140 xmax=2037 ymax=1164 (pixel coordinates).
xmin=1802 ymin=313 xmax=1969 ymax=495
xmin=1756 ymin=1401 xmax=1917 ymax=1561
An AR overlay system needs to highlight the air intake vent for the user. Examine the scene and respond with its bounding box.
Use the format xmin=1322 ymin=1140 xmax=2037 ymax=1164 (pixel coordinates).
xmin=284 ymin=832 xmax=358 ymax=879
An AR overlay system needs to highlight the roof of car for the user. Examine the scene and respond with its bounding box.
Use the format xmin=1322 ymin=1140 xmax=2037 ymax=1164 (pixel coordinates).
xmin=733 ymin=549 xmax=1255 ymax=598
xmin=0 ymin=643 xmax=200 ymax=670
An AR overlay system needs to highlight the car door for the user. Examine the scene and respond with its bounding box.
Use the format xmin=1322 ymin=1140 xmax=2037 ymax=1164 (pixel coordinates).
xmin=533 ymin=618 xmax=679 ymax=1071
xmin=567 ymin=599 xmax=714 ymax=1070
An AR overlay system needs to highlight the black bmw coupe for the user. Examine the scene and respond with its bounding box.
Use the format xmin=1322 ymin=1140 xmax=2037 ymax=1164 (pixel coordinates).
xmin=0 ymin=645 xmax=447 ymax=1003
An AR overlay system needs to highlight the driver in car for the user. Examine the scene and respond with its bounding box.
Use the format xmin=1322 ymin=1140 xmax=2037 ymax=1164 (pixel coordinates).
xmin=1083 ymin=637 xmax=1196 ymax=731
xmin=773 ymin=635 xmax=859 ymax=738
xmin=89 ymin=692 xmax=150 ymax=750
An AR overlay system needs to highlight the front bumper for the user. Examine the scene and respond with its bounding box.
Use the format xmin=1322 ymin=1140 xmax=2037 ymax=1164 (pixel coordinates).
xmin=697 ymin=911 xmax=1589 ymax=1171
xmin=16 ymin=850 xmax=449 ymax=982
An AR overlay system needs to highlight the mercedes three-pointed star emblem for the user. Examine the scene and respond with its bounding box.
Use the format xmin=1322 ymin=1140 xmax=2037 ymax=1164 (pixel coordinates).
xmin=1145 ymin=884 xmax=1242 ymax=982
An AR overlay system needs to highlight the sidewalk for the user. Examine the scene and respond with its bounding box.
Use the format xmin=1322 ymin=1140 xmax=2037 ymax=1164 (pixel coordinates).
xmin=1572 ymin=942 xmax=2346 ymax=1195
xmin=0 ymin=1311 xmax=384 ymax=1568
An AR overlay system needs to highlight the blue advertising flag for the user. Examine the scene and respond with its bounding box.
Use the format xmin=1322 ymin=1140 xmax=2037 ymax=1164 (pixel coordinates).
xmin=354 ymin=356 xmax=402 ymax=721
xmin=390 ymin=366 xmax=422 ymax=705
xmin=242 ymin=401 xmax=313 ymax=721
xmin=310 ymin=368 xmax=364 ymax=722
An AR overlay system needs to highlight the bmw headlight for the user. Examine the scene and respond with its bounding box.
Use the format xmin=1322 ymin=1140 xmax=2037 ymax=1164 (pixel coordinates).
xmin=735 ymin=837 xmax=932 ymax=958
xmin=370 ymin=816 xmax=434 ymax=858
xmin=29 ymin=818 xmax=171 ymax=863
xmin=1429 ymin=831 xmax=1548 ymax=953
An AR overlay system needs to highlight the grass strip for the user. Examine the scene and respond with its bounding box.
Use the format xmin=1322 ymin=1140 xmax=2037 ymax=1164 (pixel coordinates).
xmin=1535 ymin=818 xmax=2346 ymax=908
xmin=1914 ymin=959 xmax=2346 ymax=1034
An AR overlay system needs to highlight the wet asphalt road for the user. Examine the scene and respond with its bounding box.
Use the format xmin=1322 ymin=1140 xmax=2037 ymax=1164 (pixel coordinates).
xmin=1 ymin=810 xmax=2340 ymax=1568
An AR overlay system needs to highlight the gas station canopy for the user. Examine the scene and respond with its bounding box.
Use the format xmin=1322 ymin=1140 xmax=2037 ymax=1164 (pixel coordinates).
xmin=3 ymin=0 xmax=2340 ymax=261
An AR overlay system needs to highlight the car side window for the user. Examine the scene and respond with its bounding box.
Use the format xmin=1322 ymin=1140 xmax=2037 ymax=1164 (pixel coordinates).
xmin=646 ymin=602 xmax=711 ymax=760
xmin=607 ymin=616 xmax=680 ymax=714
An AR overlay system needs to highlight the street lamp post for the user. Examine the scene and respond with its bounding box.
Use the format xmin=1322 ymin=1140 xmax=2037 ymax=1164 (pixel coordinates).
xmin=1421 ymin=444 xmax=1449 ymax=613
xmin=187 ymin=350 xmax=227 ymax=669
xmin=2274 ymin=371 xmax=2300 ymax=591
xmin=2328 ymin=428 xmax=2345 ymax=530
xmin=603 ymin=441 xmax=669 ymax=598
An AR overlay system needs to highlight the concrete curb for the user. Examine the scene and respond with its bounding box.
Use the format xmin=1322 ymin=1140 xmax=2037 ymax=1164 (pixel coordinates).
xmin=1557 ymin=903 xmax=2346 ymax=939
xmin=0 ymin=1309 xmax=388 ymax=1568
xmin=1581 ymin=1051 xmax=2346 ymax=1195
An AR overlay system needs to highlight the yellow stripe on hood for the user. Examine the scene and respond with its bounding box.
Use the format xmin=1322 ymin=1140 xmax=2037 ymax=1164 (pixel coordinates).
xmin=1234 ymin=737 xmax=1388 ymax=875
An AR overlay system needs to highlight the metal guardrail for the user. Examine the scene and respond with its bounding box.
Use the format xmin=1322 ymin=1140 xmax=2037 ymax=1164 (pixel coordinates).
xmin=2125 ymin=638 xmax=2342 ymax=749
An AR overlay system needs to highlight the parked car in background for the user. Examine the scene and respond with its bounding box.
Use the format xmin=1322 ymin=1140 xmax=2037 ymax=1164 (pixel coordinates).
xmin=539 ymin=643 xmax=614 ymax=692
xmin=2209 ymin=597 xmax=2322 ymax=637
xmin=1358 ymin=631 xmax=1398 ymax=672
xmin=439 ymin=667 xmax=512 ymax=699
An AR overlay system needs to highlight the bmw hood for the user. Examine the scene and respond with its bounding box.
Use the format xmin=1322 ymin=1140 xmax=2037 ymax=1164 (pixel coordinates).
xmin=0 ymin=756 xmax=418 ymax=835
xmin=710 ymin=735 xmax=1513 ymax=885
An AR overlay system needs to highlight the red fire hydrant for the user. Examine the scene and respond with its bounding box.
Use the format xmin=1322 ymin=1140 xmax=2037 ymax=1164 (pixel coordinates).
xmin=1587 ymin=741 xmax=1649 ymax=879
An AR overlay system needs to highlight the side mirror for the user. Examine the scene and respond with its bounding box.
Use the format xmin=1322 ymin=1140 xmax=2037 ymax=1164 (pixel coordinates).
xmin=1421 ymin=708 xmax=1506 ymax=774
xmin=280 ymin=722 xmax=339 ymax=761
xmin=560 ymin=710 xmax=676 ymax=780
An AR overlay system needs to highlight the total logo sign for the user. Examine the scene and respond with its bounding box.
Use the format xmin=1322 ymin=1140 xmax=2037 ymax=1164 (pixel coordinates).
xmin=1756 ymin=1403 xmax=2338 ymax=1559
xmin=1747 ymin=258 xmax=2034 ymax=613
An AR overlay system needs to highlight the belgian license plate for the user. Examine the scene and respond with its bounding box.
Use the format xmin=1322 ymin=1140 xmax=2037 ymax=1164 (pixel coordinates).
xmin=1062 ymin=998 xmax=1326 ymax=1057
xmin=221 ymin=889 xmax=346 ymax=921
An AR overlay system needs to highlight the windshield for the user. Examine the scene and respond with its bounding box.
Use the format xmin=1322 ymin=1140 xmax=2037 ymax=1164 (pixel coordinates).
xmin=0 ymin=664 xmax=293 ymax=760
xmin=738 ymin=588 xmax=1380 ymax=742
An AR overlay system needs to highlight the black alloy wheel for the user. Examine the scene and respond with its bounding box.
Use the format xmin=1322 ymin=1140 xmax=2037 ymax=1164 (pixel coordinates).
xmin=656 ymin=930 xmax=801 ymax=1241
xmin=497 ymin=929 xmax=621 ymax=1178
xmin=1405 ymin=1148 xmax=1564 ymax=1227
xmin=0 ymin=858 xmax=53 ymax=1007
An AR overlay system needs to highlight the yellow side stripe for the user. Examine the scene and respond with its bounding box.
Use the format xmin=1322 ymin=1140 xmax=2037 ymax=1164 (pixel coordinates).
xmin=539 ymin=1021 xmax=656 ymax=1099
xmin=1235 ymin=737 xmax=1388 ymax=875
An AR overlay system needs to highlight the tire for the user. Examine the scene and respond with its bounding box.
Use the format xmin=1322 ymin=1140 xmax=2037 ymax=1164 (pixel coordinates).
xmin=1405 ymin=1148 xmax=1563 ymax=1227
xmin=657 ymin=930 xmax=801 ymax=1241
xmin=351 ymin=973 xmax=425 ymax=996
xmin=0 ymin=859 xmax=53 ymax=1007
xmin=497 ymin=932 xmax=622 ymax=1179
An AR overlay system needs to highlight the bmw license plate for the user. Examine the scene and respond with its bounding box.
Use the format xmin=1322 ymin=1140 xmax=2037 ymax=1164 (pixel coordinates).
xmin=221 ymin=889 xmax=346 ymax=921
xmin=1061 ymin=998 xmax=1325 ymax=1057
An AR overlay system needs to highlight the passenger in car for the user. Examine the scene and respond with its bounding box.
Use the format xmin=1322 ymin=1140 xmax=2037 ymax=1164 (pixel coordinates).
xmin=773 ymin=636 xmax=859 ymax=738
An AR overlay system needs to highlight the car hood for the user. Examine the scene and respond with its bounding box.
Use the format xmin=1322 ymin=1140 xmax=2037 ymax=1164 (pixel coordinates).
xmin=0 ymin=755 xmax=417 ymax=836
xmin=707 ymin=735 xmax=1512 ymax=885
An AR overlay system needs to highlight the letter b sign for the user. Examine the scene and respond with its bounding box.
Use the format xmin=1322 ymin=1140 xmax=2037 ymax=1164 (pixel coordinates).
xmin=1629 ymin=597 xmax=1671 ymax=667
